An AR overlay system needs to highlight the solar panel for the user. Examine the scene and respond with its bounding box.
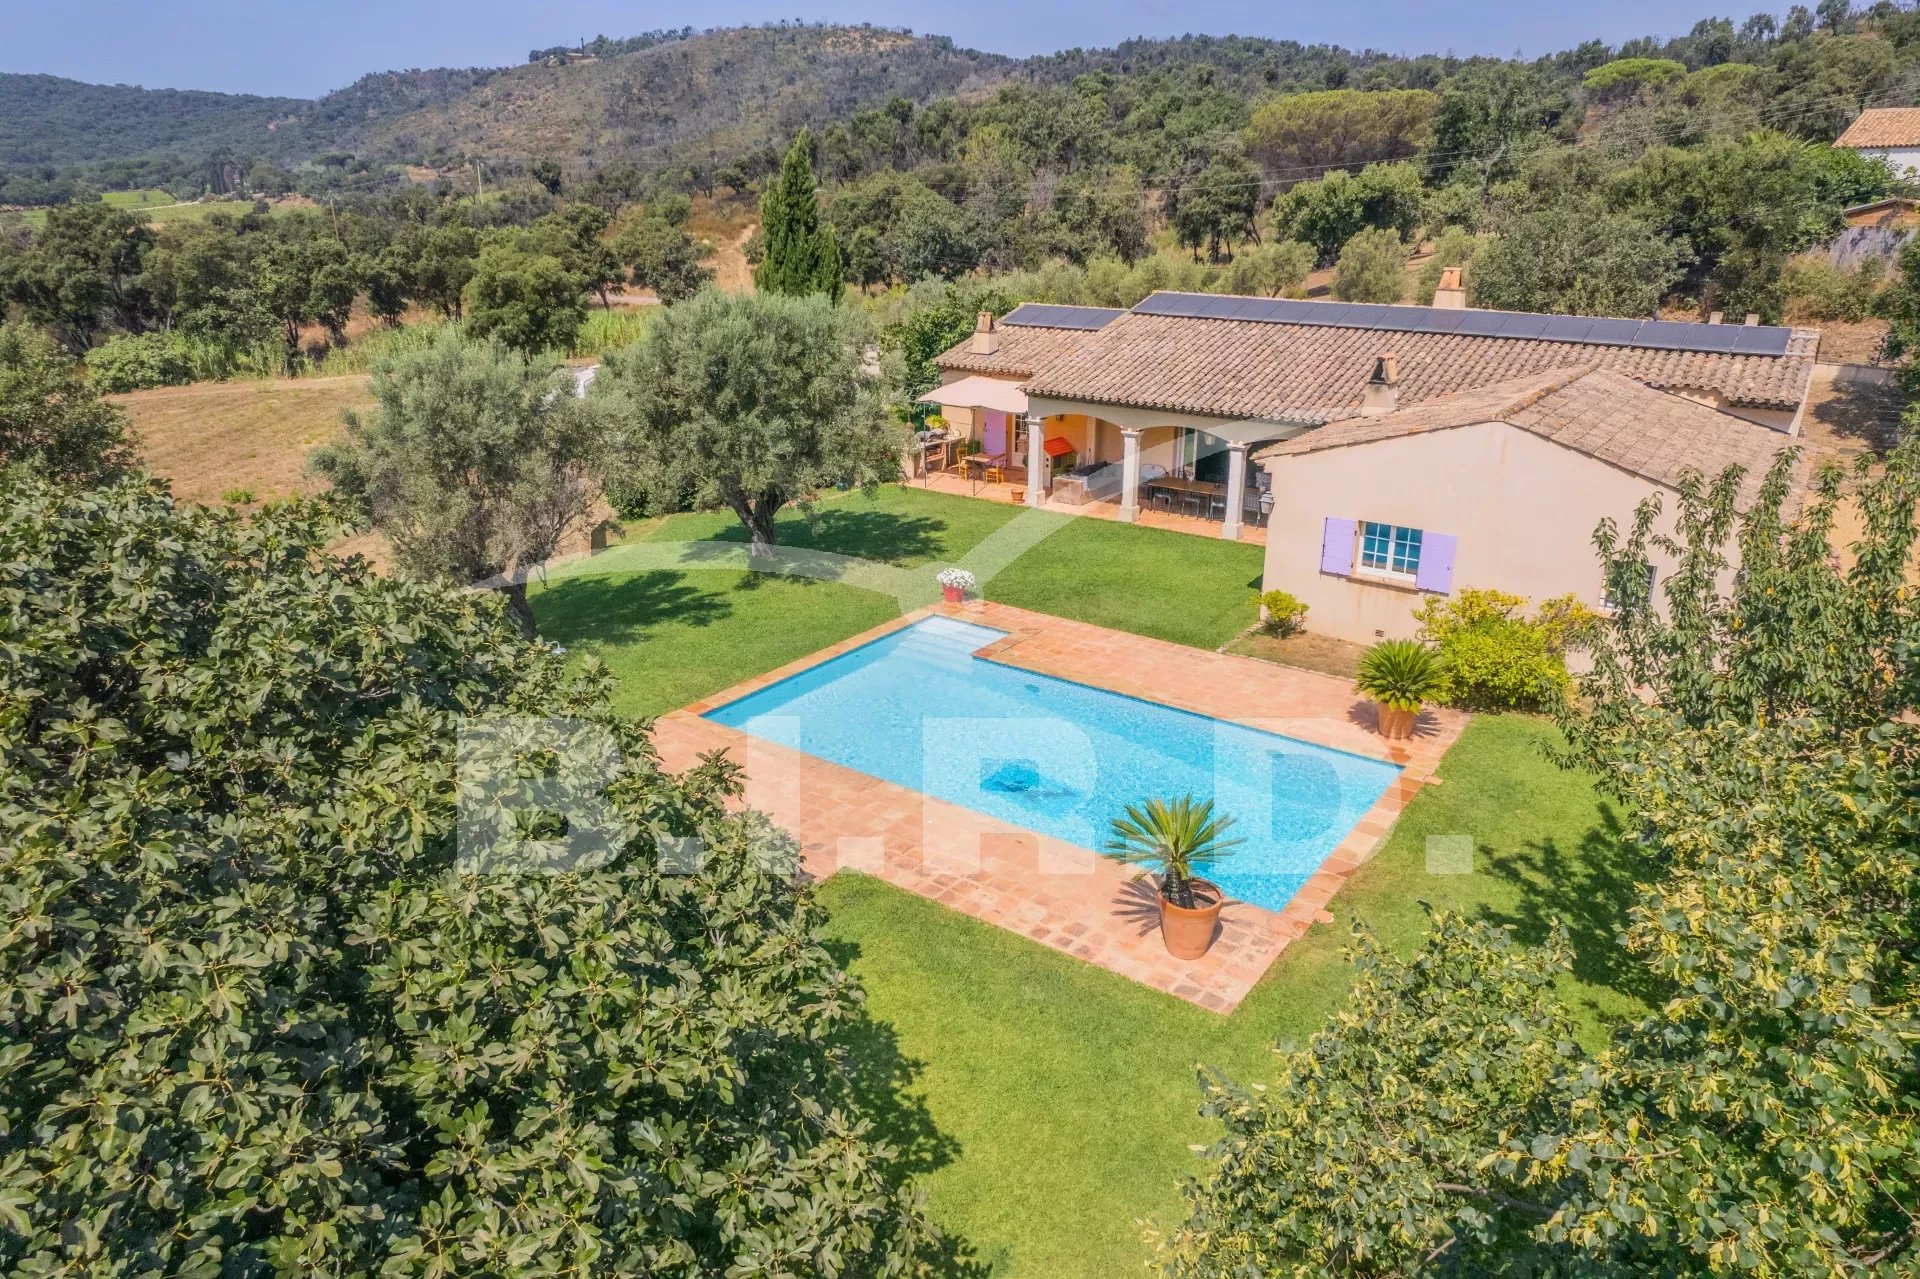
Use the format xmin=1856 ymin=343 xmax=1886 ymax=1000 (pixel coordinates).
xmin=1732 ymin=326 xmax=1795 ymax=356
xmin=1688 ymin=325 xmax=1745 ymax=354
xmin=1631 ymin=321 xmax=1731 ymax=352
xmin=1453 ymin=311 xmax=1511 ymax=339
xmin=1306 ymin=303 xmax=1360 ymax=327
xmin=1214 ymin=296 xmax=1269 ymax=320
xmin=1373 ymin=305 xmax=1440 ymax=332
xmin=1538 ymin=315 xmax=1597 ymax=344
xmin=1264 ymin=299 xmax=1321 ymax=325
xmin=1000 ymin=303 xmax=1124 ymax=330
xmin=1580 ymin=318 xmax=1645 ymax=348
xmin=1131 ymin=292 xmax=1196 ymax=317
xmin=1494 ymin=314 xmax=1553 ymax=340
xmin=1120 ymin=290 xmax=1799 ymax=357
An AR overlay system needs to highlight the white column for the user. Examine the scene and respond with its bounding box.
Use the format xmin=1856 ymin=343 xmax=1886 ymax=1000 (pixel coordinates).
xmin=1025 ymin=412 xmax=1046 ymax=507
xmin=1221 ymin=441 xmax=1249 ymax=541
xmin=1118 ymin=428 xmax=1143 ymax=523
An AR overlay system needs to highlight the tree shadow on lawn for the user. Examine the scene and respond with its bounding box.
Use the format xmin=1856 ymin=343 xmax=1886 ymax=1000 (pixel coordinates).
xmin=1474 ymin=802 xmax=1667 ymax=1014
xmin=823 ymin=936 xmax=990 ymax=1279
xmin=532 ymin=570 xmax=732 ymax=647
xmin=692 ymin=506 xmax=954 ymax=568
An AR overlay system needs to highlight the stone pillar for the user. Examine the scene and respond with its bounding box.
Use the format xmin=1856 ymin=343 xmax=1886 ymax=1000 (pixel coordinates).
xmin=1025 ymin=412 xmax=1046 ymax=507
xmin=1118 ymin=428 xmax=1143 ymax=523
xmin=1221 ymin=441 xmax=1249 ymax=541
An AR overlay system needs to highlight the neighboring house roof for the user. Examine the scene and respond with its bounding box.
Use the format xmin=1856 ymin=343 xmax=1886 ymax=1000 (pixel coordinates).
xmin=1835 ymin=107 xmax=1920 ymax=148
xmin=1255 ymin=366 xmax=1807 ymax=511
xmin=1015 ymin=302 xmax=1816 ymax=420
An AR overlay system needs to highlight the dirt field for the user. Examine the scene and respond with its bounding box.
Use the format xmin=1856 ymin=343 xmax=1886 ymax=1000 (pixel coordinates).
xmin=1797 ymin=363 xmax=1920 ymax=578
xmin=114 ymin=375 xmax=371 ymax=506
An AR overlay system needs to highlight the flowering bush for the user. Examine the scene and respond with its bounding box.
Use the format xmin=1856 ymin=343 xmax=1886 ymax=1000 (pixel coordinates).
xmin=1413 ymin=588 xmax=1599 ymax=711
xmin=936 ymin=567 xmax=976 ymax=592
xmin=1256 ymin=589 xmax=1309 ymax=636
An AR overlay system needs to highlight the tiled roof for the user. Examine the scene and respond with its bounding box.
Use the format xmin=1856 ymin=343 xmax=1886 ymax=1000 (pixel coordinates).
xmin=1256 ymin=367 xmax=1807 ymax=511
xmin=934 ymin=323 xmax=1101 ymax=378
xmin=1017 ymin=308 xmax=1816 ymax=419
xmin=1835 ymin=107 xmax=1920 ymax=148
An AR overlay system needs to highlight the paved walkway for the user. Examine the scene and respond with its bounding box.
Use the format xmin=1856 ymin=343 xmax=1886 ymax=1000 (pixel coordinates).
xmin=654 ymin=602 xmax=1464 ymax=1012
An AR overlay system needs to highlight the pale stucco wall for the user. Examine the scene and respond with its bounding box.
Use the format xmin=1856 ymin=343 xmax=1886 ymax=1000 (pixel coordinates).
xmin=1260 ymin=421 xmax=1693 ymax=645
xmin=1844 ymin=144 xmax=1920 ymax=179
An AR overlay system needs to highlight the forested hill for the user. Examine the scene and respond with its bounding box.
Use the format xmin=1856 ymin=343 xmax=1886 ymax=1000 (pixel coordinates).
xmin=0 ymin=73 xmax=305 ymax=169
xmin=0 ymin=66 xmax=497 ymax=187
xmin=0 ymin=26 xmax=1016 ymax=188
xmin=2 ymin=23 xmax=1442 ymax=195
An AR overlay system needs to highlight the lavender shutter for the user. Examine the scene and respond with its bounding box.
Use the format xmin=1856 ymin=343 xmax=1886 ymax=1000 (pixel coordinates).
xmin=1414 ymin=532 xmax=1458 ymax=593
xmin=1319 ymin=517 xmax=1357 ymax=576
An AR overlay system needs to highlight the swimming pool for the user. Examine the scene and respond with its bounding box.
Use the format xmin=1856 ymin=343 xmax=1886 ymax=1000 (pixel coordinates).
xmin=704 ymin=616 xmax=1400 ymax=913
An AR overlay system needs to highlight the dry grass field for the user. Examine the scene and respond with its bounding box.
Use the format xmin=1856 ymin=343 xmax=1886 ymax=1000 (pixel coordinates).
xmin=114 ymin=375 xmax=371 ymax=506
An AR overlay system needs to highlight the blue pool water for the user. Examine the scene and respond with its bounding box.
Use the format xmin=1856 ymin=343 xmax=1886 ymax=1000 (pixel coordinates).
xmin=704 ymin=617 xmax=1400 ymax=913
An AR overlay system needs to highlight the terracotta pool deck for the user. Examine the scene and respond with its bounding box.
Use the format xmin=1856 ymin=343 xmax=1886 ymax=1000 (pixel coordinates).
xmin=653 ymin=601 xmax=1466 ymax=1013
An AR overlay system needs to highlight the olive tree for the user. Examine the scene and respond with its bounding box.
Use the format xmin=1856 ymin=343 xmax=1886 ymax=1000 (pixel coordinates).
xmin=311 ymin=328 xmax=605 ymax=636
xmin=594 ymin=290 xmax=903 ymax=554
xmin=0 ymin=472 xmax=934 ymax=1277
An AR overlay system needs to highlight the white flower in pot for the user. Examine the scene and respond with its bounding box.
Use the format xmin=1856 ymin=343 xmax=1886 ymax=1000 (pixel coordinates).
xmin=936 ymin=567 xmax=976 ymax=602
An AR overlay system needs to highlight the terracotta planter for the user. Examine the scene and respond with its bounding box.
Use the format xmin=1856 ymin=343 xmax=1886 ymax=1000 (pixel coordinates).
xmin=1158 ymin=877 xmax=1224 ymax=959
xmin=941 ymin=583 xmax=965 ymax=604
xmin=1375 ymin=702 xmax=1419 ymax=740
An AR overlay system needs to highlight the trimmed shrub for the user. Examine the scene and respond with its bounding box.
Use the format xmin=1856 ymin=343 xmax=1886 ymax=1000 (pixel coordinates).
xmin=1257 ymin=589 xmax=1309 ymax=636
xmin=1413 ymin=587 xmax=1598 ymax=710
xmin=84 ymin=331 xmax=196 ymax=391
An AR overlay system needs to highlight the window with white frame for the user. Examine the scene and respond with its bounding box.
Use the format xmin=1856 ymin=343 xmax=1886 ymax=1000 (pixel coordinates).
xmin=1602 ymin=560 xmax=1657 ymax=612
xmin=1358 ymin=521 xmax=1423 ymax=577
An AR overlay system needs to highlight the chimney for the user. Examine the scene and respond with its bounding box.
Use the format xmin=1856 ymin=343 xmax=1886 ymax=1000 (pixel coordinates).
xmin=969 ymin=310 xmax=1001 ymax=355
xmin=1743 ymin=313 xmax=1760 ymax=327
xmin=1431 ymin=265 xmax=1467 ymax=310
xmin=1360 ymin=352 xmax=1401 ymax=416
xmin=1708 ymin=311 xmax=1724 ymax=325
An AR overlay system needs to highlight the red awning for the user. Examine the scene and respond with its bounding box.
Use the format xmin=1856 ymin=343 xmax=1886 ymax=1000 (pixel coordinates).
xmin=1043 ymin=436 xmax=1074 ymax=458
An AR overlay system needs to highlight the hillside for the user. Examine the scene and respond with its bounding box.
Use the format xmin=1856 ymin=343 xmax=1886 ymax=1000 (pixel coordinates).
xmin=354 ymin=26 xmax=1013 ymax=170
xmin=0 ymin=73 xmax=303 ymax=168
xmin=0 ymin=26 xmax=1017 ymax=184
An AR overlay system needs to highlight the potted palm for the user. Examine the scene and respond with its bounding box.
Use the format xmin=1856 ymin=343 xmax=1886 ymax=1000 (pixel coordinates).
xmin=936 ymin=567 xmax=975 ymax=604
xmin=1354 ymin=638 xmax=1446 ymax=740
xmin=1107 ymin=795 xmax=1243 ymax=959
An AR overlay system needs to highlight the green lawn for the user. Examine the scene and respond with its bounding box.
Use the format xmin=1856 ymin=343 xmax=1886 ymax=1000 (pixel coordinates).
xmin=531 ymin=485 xmax=1265 ymax=718
xmin=818 ymin=716 xmax=1651 ymax=1279
xmin=529 ymin=487 xmax=1646 ymax=1277
xmin=0 ymin=189 xmax=250 ymax=231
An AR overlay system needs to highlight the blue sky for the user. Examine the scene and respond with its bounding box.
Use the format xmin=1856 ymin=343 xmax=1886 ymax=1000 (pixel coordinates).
xmin=8 ymin=0 xmax=1742 ymax=98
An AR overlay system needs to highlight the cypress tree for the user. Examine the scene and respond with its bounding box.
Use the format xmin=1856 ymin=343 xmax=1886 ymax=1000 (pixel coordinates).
xmin=754 ymin=130 xmax=843 ymax=299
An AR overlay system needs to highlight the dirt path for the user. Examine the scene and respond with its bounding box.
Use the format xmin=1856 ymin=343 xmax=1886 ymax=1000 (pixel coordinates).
xmin=707 ymin=220 xmax=757 ymax=292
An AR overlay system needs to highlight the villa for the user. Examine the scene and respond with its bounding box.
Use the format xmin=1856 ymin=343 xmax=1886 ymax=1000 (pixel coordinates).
xmin=920 ymin=277 xmax=1817 ymax=643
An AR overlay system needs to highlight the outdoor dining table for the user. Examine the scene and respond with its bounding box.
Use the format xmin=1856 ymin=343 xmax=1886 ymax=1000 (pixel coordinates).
xmin=1142 ymin=474 xmax=1227 ymax=515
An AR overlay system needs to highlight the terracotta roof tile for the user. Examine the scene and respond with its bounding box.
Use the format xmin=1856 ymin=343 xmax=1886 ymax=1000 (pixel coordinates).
xmin=1018 ymin=309 xmax=1815 ymax=419
xmin=1255 ymin=367 xmax=1807 ymax=511
xmin=1835 ymin=108 xmax=1920 ymax=148
xmin=934 ymin=324 xmax=1099 ymax=378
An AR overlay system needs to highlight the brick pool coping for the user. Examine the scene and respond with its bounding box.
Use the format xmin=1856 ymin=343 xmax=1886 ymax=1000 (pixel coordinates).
xmin=653 ymin=601 xmax=1467 ymax=1013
